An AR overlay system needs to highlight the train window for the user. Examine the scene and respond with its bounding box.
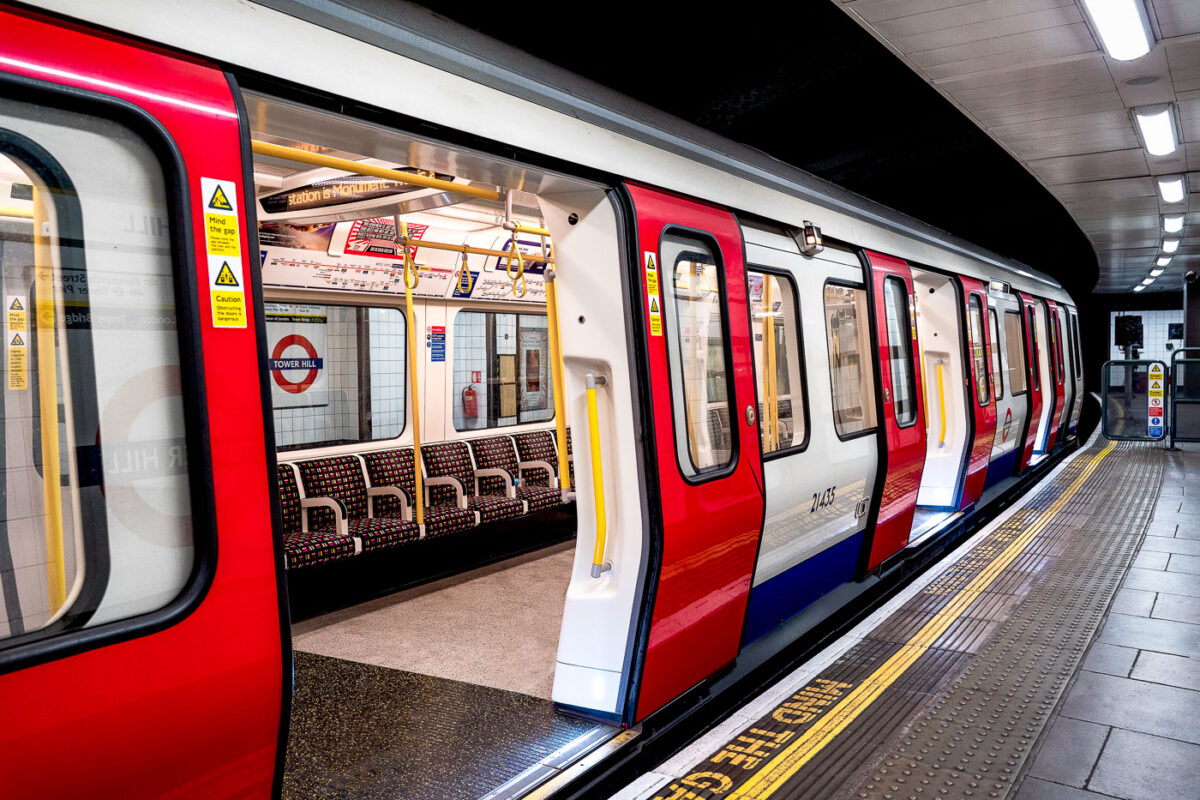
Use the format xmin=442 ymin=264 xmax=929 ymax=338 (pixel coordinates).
xmin=660 ymin=232 xmax=734 ymax=478
xmin=269 ymin=303 xmax=407 ymax=450
xmin=823 ymin=283 xmax=878 ymax=438
xmin=748 ymin=269 xmax=806 ymax=454
xmin=452 ymin=311 xmax=554 ymax=431
xmin=988 ymin=308 xmax=1004 ymax=401
xmin=0 ymin=100 xmax=196 ymax=647
xmin=968 ymin=295 xmax=990 ymax=406
xmin=1052 ymin=317 xmax=1065 ymax=386
xmin=1027 ymin=307 xmax=1041 ymax=391
xmin=1071 ymin=314 xmax=1083 ymax=380
xmin=882 ymin=277 xmax=917 ymax=426
xmin=1004 ymin=311 xmax=1028 ymax=395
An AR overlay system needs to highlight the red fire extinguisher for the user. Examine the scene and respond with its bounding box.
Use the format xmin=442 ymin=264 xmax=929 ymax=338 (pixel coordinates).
xmin=462 ymin=384 xmax=479 ymax=418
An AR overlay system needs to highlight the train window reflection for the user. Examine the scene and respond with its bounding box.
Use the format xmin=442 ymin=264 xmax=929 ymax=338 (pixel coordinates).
xmin=1004 ymin=311 xmax=1028 ymax=395
xmin=882 ymin=277 xmax=917 ymax=426
xmin=660 ymin=232 xmax=734 ymax=478
xmin=748 ymin=270 xmax=806 ymax=454
xmin=452 ymin=311 xmax=553 ymax=431
xmin=0 ymin=101 xmax=194 ymax=646
xmin=268 ymin=303 xmax=407 ymax=450
xmin=823 ymin=284 xmax=877 ymax=437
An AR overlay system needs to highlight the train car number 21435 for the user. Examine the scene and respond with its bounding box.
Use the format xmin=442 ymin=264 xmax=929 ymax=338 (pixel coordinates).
xmin=811 ymin=486 xmax=836 ymax=513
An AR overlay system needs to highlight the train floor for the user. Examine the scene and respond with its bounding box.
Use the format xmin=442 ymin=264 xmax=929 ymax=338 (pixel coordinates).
xmin=618 ymin=433 xmax=1200 ymax=800
xmin=282 ymin=541 xmax=619 ymax=800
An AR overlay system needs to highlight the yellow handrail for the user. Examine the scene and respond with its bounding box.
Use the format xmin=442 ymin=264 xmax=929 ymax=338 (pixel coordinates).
xmin=936 ymin=361 xmax=947 ymax=447
xmin=586 ymin=373 xmax=609 ymax=578
xmin=0 ymin=206 xmax=33 ymax=219
xmin=33 ymin=188 xmax=66 ymax=611
xmin=251 ymin=140 xmax=500 ymax=202
xmin=396 ymin=235 xmax=552 ymax=265
xmin=510 ymin=223 xmax=551 ymax=238
xmin=397 ymin=218 xmax=425 ymax=528
xmin=545 ymin=268 xmax=570 ymax=492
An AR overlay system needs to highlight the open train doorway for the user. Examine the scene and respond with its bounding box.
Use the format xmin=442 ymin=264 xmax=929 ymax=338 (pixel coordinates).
xmin=909 ymin=267 xmax=971 ymax=542
xmin=241 ymin=90 xmax=643 ymax=799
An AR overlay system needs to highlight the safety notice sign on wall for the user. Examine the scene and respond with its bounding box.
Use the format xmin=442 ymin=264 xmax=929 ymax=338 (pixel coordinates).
xmin=265 ymin=302 xmax=328 ymax=408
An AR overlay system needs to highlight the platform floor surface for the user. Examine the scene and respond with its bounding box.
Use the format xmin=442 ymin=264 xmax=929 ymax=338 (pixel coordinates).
xmin=619 ymin=436 xmax=1199 ymax=800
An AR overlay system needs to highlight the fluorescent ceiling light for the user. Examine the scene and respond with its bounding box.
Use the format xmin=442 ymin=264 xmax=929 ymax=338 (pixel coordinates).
xmin=1135 ymin=105 xmax=1179 ymax=156
xmin=1134 ymin=284 xmax=1146 ymax=291
xmin=1151 ymin=268 xmax=1164 ymax=276
xmin=1157 ymin=256 xmax=1173 ymax=266
xmin=1082 ymin=0 xmax=1153 ymax=60
xmin=1165 ymin=214 xmax=1184 ymax=233
xmin=1142 ymin=277 xmax=1155 ymax=285
xmin=1159 ymin=176 xmax=1186 ymax=203
xmin=1164 ymin=238 xmax=1180 ymax=253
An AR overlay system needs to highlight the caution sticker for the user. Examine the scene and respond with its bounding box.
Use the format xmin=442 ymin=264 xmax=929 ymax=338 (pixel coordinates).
xmin=201 ymin=178 xmax=246 ymax=329
xmin=208 ymin=255 xmax=246 ymax=328
xmin=644 ymin=250 xmax=662 ymax=337
xmin=1148 ymin=362 xmax=1165 ymax=439
xmin=6 ymin=295 xmax=26 ymax=391
xmin=7 ymin=295 xmax=26 ymax=333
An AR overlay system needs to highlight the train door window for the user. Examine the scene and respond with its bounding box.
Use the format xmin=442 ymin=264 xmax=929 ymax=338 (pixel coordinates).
xmin=1071 ymin=314 xmax=1083 ymax=380
xmin=882 ymin=277 xmax=917 ymax=426
xmin=748 ymin=269 xmax=806 ymax=454
xmin=268 ymin=303 xmax=407 ymax=450
xmin=823 ymin=283 xmax=878 ymax=437
xmin=1004 ymin=311 xmax=1028 ymax=395
xmin=660 ymin=232 xmax=734 ymax=478
xmin=968 ymin=295 xmax=990 ymax=405
xmin=988 ymin=308 xmax=1004 ymax=401
xmin=1026 ymin=306 xmax=1040 ymax=391
xmin=1052 ymin=317 xmax=1065 ymax=386
xmin=452 ymin=311 xmax=553 ymax=431
xmin=0 ymin=98 xmax=197 ymax=647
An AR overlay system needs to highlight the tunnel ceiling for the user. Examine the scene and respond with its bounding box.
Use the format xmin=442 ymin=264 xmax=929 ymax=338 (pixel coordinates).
xmin=414 ymin=1 xmax=1099 ymax=298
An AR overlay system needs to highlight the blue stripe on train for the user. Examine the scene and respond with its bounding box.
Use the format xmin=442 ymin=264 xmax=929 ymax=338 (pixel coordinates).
xmin=983 ymin=448 xmax=1020 ymax=492
xmin=742 ymin=531 xmax=864 ymax=645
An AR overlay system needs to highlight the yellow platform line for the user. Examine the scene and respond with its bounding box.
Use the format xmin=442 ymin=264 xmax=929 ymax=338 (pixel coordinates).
xmin=734 ymin=440 xmax=1117 ymax=799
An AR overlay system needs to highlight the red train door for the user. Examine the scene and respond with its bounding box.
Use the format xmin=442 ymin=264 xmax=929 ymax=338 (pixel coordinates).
xmin=863 ymin=251 xmax=925 ymax=571
xmin=1016 ymin=291 xmax=1043 ymax=472
xmin=0 ymin=8 xmax=284 ymax=798
xmin=1043 ymin=299 xmax=1065 ymax=452
xmin=625 ymin=184 xmax=765 ymax=721
xmin=958 ymin=277 xmax=997 ymax=509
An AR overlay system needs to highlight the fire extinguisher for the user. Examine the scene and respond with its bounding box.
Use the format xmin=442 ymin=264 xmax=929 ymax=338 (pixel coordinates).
xmin=462 ymin=384 xmax=479 ymax=418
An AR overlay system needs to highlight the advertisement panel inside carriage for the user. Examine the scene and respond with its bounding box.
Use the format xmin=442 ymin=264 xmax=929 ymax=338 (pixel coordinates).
xmin=0 ymin=6 xmax=1085 ymax=798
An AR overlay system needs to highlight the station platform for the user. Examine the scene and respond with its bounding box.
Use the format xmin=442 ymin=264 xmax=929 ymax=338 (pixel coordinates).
xmin=617 ymin=434 xmax=1200 ymax=800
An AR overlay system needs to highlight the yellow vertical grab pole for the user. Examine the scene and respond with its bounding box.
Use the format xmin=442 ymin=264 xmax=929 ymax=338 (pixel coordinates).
xmin=396 ymin=219 xmax=424 ymax=528
xmin=544 ymin=268 xmax=570 ymax=493
xmin=761 ymin=277 xmax=777 ymax=452
xmin=936 ymin=361 xmax=947 ymax=448
xmin=33 ymin=188 xmax=66 ymax=611
xmin=586 ymin=373 xmax=608 ymax=577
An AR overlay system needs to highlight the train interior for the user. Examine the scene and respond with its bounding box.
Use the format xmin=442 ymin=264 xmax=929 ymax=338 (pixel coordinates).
xmin=244 ymin=91 xmax=633 ymax=798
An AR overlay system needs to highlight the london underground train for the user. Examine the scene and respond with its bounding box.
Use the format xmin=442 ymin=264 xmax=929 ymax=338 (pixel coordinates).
xmin=0 ymin=3 xmax=1084 ymax=797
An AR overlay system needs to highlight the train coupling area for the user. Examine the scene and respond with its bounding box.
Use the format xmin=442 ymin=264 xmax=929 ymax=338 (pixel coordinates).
xmin=616 ymin=431 xmax=1200 ymax=800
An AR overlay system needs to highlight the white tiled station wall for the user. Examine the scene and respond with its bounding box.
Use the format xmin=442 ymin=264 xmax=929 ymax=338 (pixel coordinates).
xmin=1109 ymin=310 xmax=1184 ymax=365
xmin=368 ymin=308 xmax=406 ymax=439
xmin=452 ymin=311 xmax=490 ymax=432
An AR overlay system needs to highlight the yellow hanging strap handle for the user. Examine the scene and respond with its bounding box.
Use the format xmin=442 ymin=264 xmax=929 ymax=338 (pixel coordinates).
xmin=505 ymin=236 xmax=527 ymax=299
xmin=457 ymin=244 xmax=474 ymax=295
xmin=544 ymin=267 xmax=571 ymax=494
xmin=396 ymin=218 xmax=424 ymax=527
xmin=33 ymin=188 xmax=66 ymax=612
xmin=586 ymin=373 xmax=610 ymax=578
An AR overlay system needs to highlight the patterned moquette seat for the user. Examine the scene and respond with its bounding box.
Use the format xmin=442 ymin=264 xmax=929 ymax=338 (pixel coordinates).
xmin=361 ymin=448 xmax=475 ymax=538
xmin=296 ymin=455 xmax=419 ymax=552
xmin=421 ymin=440 xmax=526 ymax=525
xmin=513 ymin=428 xmax=575 ymax=491
xmin=277 ymin=463 xmax=355 ymax=569
xmin=468 ymin=435 xmax=561 ymax=513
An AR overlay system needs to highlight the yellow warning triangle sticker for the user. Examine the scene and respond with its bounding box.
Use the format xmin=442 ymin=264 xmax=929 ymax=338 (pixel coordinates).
xmin=214 ymin=261 xmax=240 ymax=287
xmin=646 ymin=254 xmax=656 ymax=270
xmin=9 ymin=298 xmax=22 ymax=311
xmin=208 ymin=185 xmax=233 ymax=211
xmin=10 ymin=333 xmax=23 ymax=346
xmin=1151 ymin=380 xmax=1162 ymax=389
xmin=650 ymin=296 xmax=660 ymax=313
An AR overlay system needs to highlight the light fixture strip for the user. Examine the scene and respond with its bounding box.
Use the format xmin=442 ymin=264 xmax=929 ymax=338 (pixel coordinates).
xmin=1158 ymin=176 xmax=1186 ymax=204
xmin=1164 ymin=238 xmax=1180 ymax=253
xmin=1135 ymin=105 xmax=1179 ymax=157
xmin=1081 ymin=0 xmax=1153 ymax=60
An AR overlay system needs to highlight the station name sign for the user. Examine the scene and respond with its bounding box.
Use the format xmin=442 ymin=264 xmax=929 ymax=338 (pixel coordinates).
xmin=260 ymin=169 xmax=454 ymax=214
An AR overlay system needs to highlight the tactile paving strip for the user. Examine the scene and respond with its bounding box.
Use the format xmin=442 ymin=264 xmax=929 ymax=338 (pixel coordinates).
xmin=646 ymin=440 xmax=1163 ymax=800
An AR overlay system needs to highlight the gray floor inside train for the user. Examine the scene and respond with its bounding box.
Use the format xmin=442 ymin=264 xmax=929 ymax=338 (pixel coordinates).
xmin=284 ymin=543 xmax=615 ymax=800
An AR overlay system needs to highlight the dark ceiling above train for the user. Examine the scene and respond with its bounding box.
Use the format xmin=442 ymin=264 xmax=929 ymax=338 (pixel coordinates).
xmin=413 ymin=1 xmax=1098 ymax=297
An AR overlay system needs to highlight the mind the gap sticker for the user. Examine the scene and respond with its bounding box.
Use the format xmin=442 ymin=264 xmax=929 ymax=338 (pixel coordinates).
xmin=202 ymin=177 xmax=246 ymax=328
